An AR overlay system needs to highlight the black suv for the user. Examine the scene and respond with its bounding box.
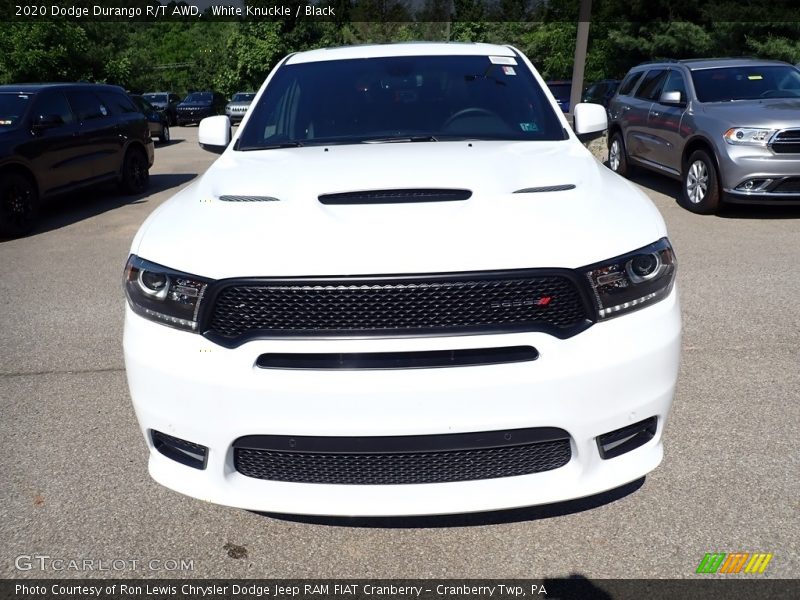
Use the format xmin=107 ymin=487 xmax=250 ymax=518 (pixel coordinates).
xmin=176 ymin=91 xmax=226 ymax=126
xmin=0 ymin=83 xmax=154 ymax=236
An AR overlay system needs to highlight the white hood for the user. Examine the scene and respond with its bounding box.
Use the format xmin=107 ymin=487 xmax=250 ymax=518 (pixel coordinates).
xmin=133 ymin=141 xmax=667 ymax=279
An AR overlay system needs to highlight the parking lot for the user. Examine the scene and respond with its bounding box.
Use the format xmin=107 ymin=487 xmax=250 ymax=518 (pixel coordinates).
xmin=1 ymin=127 xmax=798 ymax=579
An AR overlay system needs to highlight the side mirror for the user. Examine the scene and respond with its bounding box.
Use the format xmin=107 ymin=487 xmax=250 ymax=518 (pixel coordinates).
xmin=572 ymin=103 xmax=608 ymax=143
xmin=198 ymin=115 xmax=231 ymax=154
xmin=32 ymin=114 xmax=64 ymax=132
xmin=660 ymin=90 xmax=685 ymax=106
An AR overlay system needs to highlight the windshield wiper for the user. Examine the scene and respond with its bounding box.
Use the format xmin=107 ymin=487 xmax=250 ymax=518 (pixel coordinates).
xmin=238 ymin=141 xmax=304 ymax=151
xmin=361 ymin=135 xmax=439 ymax=144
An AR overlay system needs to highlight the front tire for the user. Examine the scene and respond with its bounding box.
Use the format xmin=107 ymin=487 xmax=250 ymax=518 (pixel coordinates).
xmin=608 ymin=132 xmax=632 ymax=178
xmin=159 ymin=125 xmax=170 ymax=144
xmin=118 ymin=147 xmax=150 ymax=195
xmin=680 ymin=149 xmax=720 ymax=214
xmin=0 ymin=172 xmax=39 ymax=238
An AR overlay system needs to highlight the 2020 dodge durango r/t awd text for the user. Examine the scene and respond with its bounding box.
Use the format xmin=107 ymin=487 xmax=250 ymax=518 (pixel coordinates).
xmin=123 ymin=43 xmax=681 ymax=516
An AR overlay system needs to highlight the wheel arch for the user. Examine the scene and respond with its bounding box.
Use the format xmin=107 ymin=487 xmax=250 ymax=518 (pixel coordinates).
xmin=0 ymin=162 xmax=40 ymax=197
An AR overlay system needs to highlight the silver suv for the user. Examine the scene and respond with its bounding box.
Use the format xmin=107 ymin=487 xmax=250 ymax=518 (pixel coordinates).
xmin=608 ymin=58 xmax=800 ymax=213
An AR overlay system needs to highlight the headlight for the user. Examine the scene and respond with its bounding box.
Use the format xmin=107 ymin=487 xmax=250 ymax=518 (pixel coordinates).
xmin=124 ymin=255 xmax=211 ymax=331
xmin=723 ymin=127 xmax=777 ymax=146
xmin=583 ymin=238 xmax=676 ymax=320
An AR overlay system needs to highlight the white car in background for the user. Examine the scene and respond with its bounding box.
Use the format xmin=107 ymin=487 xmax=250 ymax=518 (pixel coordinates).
xmin=123 ymin=43 xmax=681 ymax=516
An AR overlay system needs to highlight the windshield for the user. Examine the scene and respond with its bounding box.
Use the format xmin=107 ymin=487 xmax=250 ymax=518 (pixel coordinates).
xmin=143 ymin=93 xmax=167 ymax=103
xmin=0 ymin=93 xmax=31 ymax=128
xmin=232 ymin=93 xmax=255 ymax=102
xmin=691 ymin=66 xmax=800 ymax=102
xmin=184 ymin=92 xmax=212 ymax=102
xmin=237 ymin=55 xmax=565 ymax=150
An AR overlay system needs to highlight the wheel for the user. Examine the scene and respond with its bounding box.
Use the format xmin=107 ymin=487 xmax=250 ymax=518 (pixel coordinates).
xmin=0 ymin=172 xmax=39 ymax=237
xmin=679 ymin=149 xmax=720 ymax=214
xmin=118 ymin=147 xmax=150 ymax=195
xmin=608 ymin=131 xmax=632 ymax=177
xmin=159 ymin=124 xmax=170 ymax=144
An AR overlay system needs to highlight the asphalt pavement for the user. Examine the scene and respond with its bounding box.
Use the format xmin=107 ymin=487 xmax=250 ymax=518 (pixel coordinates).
xmin=1 ymin=128 xmax=798 ymax=579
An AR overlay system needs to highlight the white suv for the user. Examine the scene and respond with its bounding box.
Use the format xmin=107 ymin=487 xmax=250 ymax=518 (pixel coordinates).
xmin=123 ymin=43 xmax=681 ymax=516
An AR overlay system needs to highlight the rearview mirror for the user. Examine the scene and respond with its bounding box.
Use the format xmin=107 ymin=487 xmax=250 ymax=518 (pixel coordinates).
xmin=660 ymin=90 xmax=684 ymax=105
xmin=198 ymin=115 xmax=231 ymax=154
xmin=32 ymin=114 xmax=64 ymax=132
xmin=572 ymin=103 xmax=608 ymax=143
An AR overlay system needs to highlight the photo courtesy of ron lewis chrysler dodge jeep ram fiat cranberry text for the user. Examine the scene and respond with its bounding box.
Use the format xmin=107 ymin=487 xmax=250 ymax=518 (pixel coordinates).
xmin=123 ymin=43 xmax=681 ymax=516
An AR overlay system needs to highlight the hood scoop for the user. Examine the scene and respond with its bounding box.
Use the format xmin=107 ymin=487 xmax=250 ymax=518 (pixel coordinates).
xmin=218 ymin=195 xmax=281 ymax=202
xmin=319 ymin=188 xmax=472 ymax=205
xmin=513 ymin=184 xmax=576 ymax=194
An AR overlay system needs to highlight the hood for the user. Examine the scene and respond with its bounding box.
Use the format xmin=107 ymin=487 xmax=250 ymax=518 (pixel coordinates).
xmin=698 ymin=97 xmax=800 ymax=128
xmin=134 ymin=141 xmax=667 ymax=279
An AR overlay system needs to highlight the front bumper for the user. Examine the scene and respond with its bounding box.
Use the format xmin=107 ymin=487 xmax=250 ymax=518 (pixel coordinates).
xmin=718 ymin=144 xmax=800 ymax=204
xmin=123 ymin=287 xmax=681 ymax=516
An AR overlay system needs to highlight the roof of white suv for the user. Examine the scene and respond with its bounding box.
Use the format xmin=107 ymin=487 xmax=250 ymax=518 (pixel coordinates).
xmin=286 ymin=42 xmax=516 ymax=64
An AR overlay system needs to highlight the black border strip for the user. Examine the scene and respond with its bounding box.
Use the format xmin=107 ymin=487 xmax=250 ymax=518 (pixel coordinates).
xmin=255 ymin=346 xmax=539 ymax=370
xmin=234 ymin=427 xmax=570 ymax=454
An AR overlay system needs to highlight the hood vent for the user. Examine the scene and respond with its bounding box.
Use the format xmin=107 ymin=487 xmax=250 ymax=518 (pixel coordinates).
xmin=319 ymin=188 xmax=472 ymax=205
xmin=513 ymin=184 xmax=576 ymax=194
xmin=218 ymin=195 xmax=280 ymax=202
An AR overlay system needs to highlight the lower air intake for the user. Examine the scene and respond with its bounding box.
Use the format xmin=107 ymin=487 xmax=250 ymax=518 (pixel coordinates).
xmin=233 ymin=428 xmax=571 ymax=485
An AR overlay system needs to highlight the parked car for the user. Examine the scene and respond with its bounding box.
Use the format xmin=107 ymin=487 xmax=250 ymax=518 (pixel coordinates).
xmin=176 ymin=91 xmax=225 ymax=126
xmin=124 ymin=42 xmax=680 ymax=516
xmin=142 ymin=92 xmax=181 ymax=125
xmin=608 ymin=58 xmax=800 ymax=213
xmin=131 ymin=94 xmax=170 ymax=144
xmin=546 ymin=80 xmax=572 ymax=112
xmin=0 ymin=82 xmax=153 ymax=236
xmin=582 ymin=79 xmax=621 ymax=109
xmin=225 ymin=92 xmax=256 ymax=124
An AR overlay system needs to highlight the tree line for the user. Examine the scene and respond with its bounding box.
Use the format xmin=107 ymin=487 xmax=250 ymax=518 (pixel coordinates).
xmin=1 ymin=0 xmax=798 ymax=97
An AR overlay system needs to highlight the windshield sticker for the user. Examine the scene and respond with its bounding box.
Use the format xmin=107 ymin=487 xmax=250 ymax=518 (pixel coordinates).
xmin=520 ymin=122 xmax=539 ymax=132
xmin=502 ymin=66 xmax=517 ymax=76
xmin=0 ymin=120 xmax=12 ymax=125
xmin=489 ymin=56 xmax=518 ymax=66
xmin=747 ymin=74 xmax=763 ymax=80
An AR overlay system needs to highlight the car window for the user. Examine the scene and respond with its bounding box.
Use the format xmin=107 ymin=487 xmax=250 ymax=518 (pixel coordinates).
xmin=691 ymin=65 xmax=800 ymax=102
xmin=634 ymin=70 xmax=668 ymax=101
xmin=0 ymin=92 xmax=33 ymax=128
xmin=143 ymin=93 xmax=167 ymax=104
xmin=238 ymin=55 xmax=566 ymax=149
xmin=661 ymin=71 xmax=688 ymax=103
xmin=98 ymin=92 xmax=139 ymax=115
xmin=232 ymin=93 xmax=255 ymax=102
xmin=66 ymin=90 xmax=109 ymax=121
xmin=618 ymin=72 xmax=644 ymax=96
xmin=185 ymin=92 xmax=212 ymax=102
xmin=30 ymin=90 xmax=74 ymax=126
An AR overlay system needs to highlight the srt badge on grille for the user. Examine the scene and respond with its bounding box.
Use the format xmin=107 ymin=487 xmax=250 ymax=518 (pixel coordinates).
xmin=491 ymin=296 xmax=553 ymax=309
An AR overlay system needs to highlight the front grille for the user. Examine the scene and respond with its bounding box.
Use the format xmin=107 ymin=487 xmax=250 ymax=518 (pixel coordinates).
xmin=771 ymin=129 xmax=800 ymax=154
xmin=202 ymin=271 xmax=593 ymax=344
xmin=771 ymin=178 xmax=800 ymax=194
xmin=233 ymin=429 xmax=572 ymax=485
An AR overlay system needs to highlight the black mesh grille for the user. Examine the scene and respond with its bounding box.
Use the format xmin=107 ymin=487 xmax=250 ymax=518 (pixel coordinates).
xmin=771 ymin=129 xmax=800 ymax=154
xmin=234 ymin=439 xmax=571 ymax=485
xmin=203 ymin=272 xmax=591 ymax=342
xmin=771 ymin=178 xmax=800 ymax=194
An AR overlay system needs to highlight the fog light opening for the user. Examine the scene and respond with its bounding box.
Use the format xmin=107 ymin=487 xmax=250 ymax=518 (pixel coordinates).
xmin=597 ymin=417 xmax=657 ymax=460
xmin=151 ymin=430 xmax=208 ymax=470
